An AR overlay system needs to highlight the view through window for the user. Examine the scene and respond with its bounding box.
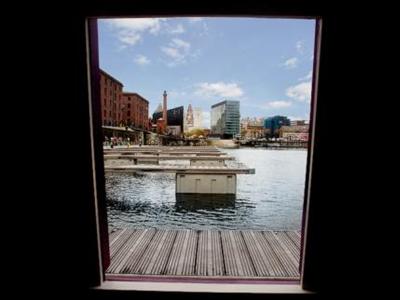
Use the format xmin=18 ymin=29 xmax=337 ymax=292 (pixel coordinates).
xmin=98 ymin=17 xmax=316 ymax=281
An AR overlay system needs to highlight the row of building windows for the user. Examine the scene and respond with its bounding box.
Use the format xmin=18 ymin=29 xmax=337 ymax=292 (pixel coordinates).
xmin=100 ymin=70 xmax=149 ymax=130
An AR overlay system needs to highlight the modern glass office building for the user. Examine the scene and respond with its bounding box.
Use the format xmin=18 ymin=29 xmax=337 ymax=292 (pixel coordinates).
xmin=211 ymin=100 xmax=240 ymax=138
xmin=153 ymin=106 xmax=184 ymax=129
xmin=264 ymin=115 xmax=291 ymax=137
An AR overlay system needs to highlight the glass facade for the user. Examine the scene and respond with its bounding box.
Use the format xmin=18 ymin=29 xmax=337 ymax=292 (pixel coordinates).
xmin=153 ymin=106 xmax=184 ymax=131
xmin=211 ymin=100 xmax=240 ymax=138
xmin=264 ymin=115 xmax=291 ymax=137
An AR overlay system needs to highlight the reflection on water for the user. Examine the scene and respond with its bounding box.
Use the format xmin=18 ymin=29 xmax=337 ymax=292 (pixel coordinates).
xmin=175 ymin=194 xmax=236 ymax=212
xmin=106 ymin=149 xmax=307 ymax=230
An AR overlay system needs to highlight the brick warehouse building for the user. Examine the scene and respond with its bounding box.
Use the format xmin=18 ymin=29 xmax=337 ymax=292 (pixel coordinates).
xmin=99 ymin=69 xmax=149 ymax=129
xmin=100 ymin=69 xmax=123 ymax=126
xmin=122 ymin=92 xmax=149 ymax=130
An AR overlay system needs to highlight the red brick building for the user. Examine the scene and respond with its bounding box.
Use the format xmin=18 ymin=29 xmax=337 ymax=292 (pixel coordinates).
xmin=100 ymin=69 xmax=123 ymax=126
xmin=122 ymin=92 xmax=149 ymax=130
xmin=99 ymin=69 xmax=149 ymax=129
xmin=279 ymin=125 xmax=309 ymax=141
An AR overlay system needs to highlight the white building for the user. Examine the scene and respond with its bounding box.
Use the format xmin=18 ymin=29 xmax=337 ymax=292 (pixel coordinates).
xmin=184 ymin=105 xmax=203 ymax=132
xmin=193 ymin=107 xmax=203 ymax=129
xmin=290 ymin=120 xmax=307 ymax=126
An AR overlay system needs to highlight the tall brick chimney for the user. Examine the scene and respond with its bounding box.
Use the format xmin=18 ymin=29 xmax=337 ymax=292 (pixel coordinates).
xmin=163 ymin=90 xmax=168 ymax=127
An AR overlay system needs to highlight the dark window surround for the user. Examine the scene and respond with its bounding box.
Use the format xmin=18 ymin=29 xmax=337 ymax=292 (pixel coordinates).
xmin=78 ymin=2 xmax=332 ymax=295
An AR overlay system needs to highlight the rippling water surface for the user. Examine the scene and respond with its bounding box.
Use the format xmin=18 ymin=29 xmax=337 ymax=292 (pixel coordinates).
xmin=106 ymin=148 xmax=307 ymax=230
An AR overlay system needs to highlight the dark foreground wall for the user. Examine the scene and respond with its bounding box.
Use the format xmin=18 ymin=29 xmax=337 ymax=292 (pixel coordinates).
xmin=12 ymin=0 xmax=372 ymax=298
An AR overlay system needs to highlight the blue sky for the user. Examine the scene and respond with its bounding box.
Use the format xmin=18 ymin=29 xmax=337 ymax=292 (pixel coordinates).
xmin=98 ymin=17 xmax=315 ymax=127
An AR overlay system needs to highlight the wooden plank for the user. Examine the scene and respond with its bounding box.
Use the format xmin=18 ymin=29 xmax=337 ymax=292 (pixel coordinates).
xmin=106 ymin=229 xmax=300 ymax=279
xmin=109 ymin=228 xmax=135 ymax=260
xmin=107 ymin=229 xmax=137 ymax=273
xmin=108 ymin=228 xmax=122 ymax=241
xmin=104 ymin=150 xmax=223 ymax=155
xmin=220 ymin=231 xmax=256 ymax=277
xmin=196 ymin=230 xmax=224 ymax=276
xmin=286 ymin=231 xmax=301 ymax=248
xmin=104 ymin=146 xmax=219 ymax=149
xmin=104 ymin=165 xmax=255 ymax=174
xmin=273 ymin=232 xmax=300 ymax=263
xmin=131 ymin=229 xmax=177 ymax=275
xmin=107 ymin=229 xmax=156 ymax=274
xmin=104 ymin=155 xmax=234 ymax=160
xmin=104 ymin=148 xmax=219 ymax=151
xmin=262 ymin=231 xmax=299 ymax=277
xmin=241 ymin=230 xmax=285 ymax=277
xmin=119 ymin=228 xmax=157 ymax=274
xmin=164 ymin=230 xmax=198 ymax=276
xmin=242 ymin=231 xmax=290 ymax=277
xmin=109 ymin=228 xmax=126 ymax=246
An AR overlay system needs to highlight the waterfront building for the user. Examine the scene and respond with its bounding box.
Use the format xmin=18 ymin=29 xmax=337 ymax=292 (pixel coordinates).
xmin=241 ymin=117 xmax=265 ymax=127
xmin=166 ymin=125 xmax=181 ymax=136
xmin=264 ymin=115 xmax=291 ymax=137
xmin=211 ymin=100 xmax=240 ymax=138
xmin=122 ymin=92 xmax=149 ymax=130
xmin=290 ymin=120 xmax=307 ymax=126
xmin=279 ymin=125 xmax=309 ymax=141
xmin=193 ymin=107 xmax=203 ymax=129
xmin=100 ymin=69 xmax=149 ymax=129
xmin=184 ymin=104 xmax=204 ymax=132
xmin=241 ymin=117 xmax=266 ymax=139
xmin=184 ymin=104 xmax=194 ymax=132
xmin=153 ymin=103 xmax=163 ymax=115
xmin=243 ymin=125 xmax=266 ymax=139
xmin=153 ymin=105 xmax=184 ymax=136
xmin=100 ymin=69 xmax=124 ymax=126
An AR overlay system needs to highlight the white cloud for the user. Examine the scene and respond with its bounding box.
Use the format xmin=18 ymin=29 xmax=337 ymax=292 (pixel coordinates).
xmin=296 ymin=41 xmax=305 ymax=54
xmin=118 ymin=33 xmax=141 ymax=46
xmin=202 ymin=111 xmax=210 ymax=128
xmin=162 ymin=47 xmax=181 ymax=59
xmin=283 ymin=57 xmax=298 ymax=69
xmin=171 ymin=38 xmax=190 ymax=50
xmin=298 ymin=71 xmax=312 ymax=81
xmin=168 ymin=24 xmax=185 ymax=34
xmin=264 ymin=101 xmax=292 ymax=109
xmin=106 ymin=18 xmax=165 ymax=46
xmin=107 ymin=18 xmax=163 ymax=33
xmin=134 ymin=54 xmax=150 ymax=65
xmin=286 ymin=81 xmax=312 ymax=102
xmin=188 ymin=17 xmax=203 ymax=23
xmin=161 ymin=38 xmax=191 ymax=66
xmin=195 ymin=82 xmax=244 ymax=98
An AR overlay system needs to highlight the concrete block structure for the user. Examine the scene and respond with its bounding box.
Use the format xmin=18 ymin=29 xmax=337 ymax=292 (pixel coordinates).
xmin=176 ymin=174 xmax=237 ymax=194
xmin=104 ymin=146 xmax=254 ymax=195
xmin=190 ymin=159 xmax=226 ymax=167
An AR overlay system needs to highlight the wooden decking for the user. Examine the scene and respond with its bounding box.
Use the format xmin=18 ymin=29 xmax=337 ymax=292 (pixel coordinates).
xmin=103 ymin=154 xmax=235 ymax=160
xmin=107 ymin=228 xmax=301 ymax=280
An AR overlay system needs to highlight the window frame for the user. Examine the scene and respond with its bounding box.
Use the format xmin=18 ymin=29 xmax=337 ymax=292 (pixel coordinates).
xmin=83 ymin=8 xmax=325 ymax=295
